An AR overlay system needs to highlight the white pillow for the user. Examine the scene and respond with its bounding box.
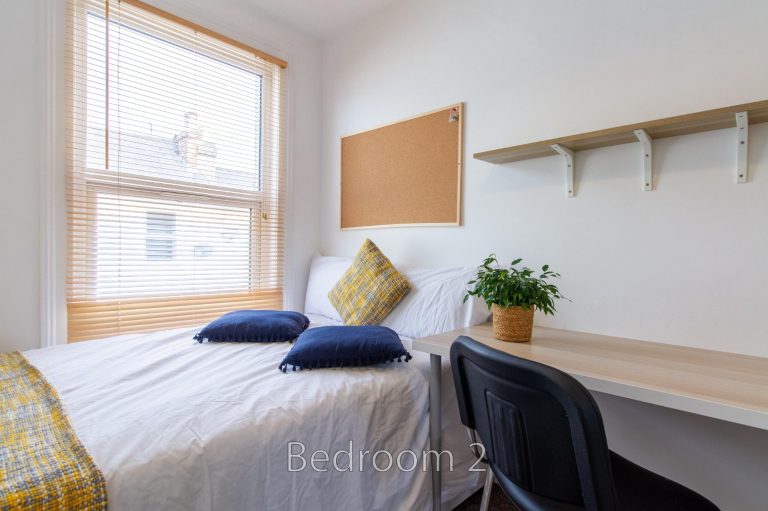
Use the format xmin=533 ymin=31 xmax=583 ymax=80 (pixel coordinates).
xmin=303 ymin=254 xmax=352 ymax=321
xmin=382 ymin=266 xmax=490 ymax=339
xmin=304 ymin=254 xmax=489 ymax=337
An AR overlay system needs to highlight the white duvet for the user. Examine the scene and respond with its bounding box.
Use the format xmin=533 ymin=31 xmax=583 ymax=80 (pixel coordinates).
xmin=24 ymin=316 xmax=481 ymax=511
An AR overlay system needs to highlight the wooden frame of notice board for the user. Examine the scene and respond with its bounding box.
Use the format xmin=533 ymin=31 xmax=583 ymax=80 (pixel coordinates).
xmin=340 ymin=103 xmax=464 ymax=230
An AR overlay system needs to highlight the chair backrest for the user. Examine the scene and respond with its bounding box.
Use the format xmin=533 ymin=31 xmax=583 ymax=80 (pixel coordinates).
xmin=450 ymin=336 xmax=618 ymax=511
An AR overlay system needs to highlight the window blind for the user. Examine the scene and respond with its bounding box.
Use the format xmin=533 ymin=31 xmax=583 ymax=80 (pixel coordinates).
xmin=67 ymin=0 xmax=286 ymax=342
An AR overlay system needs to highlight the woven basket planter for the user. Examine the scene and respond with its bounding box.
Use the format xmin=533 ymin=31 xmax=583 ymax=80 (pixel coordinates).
xmin=492 ymin=305 xmax=534 ymax=343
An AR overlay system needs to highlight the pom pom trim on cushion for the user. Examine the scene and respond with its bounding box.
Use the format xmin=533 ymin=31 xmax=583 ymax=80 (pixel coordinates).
xmin=278 ymin=325 xmax=412 ymax=372
xmin=278 ymin=351 xmax=412 ymax=373
xmin=194 ymin=310 xmax=309 ymax=343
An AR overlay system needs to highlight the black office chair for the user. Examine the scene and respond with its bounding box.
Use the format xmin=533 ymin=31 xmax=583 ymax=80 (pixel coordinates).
xmin=450 ymin=335 xmax=719 ymax=511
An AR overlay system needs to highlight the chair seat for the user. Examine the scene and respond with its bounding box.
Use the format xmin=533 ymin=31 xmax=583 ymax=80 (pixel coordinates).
xmin=610 ymin=452 xmax=719 ymax=511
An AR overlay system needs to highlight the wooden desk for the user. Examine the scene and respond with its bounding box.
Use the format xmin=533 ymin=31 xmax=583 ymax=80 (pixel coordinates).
xmin=413 ymin=323 xmax=768 ymax=511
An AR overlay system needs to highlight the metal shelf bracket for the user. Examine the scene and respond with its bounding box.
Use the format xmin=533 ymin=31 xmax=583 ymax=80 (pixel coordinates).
xmin=736 ymin=111 xmax=748 ymax=183
xmin=551 ymin=144 xmax=575 ymax=197
xmin=634 ymin=129 xmax=653 ymax=191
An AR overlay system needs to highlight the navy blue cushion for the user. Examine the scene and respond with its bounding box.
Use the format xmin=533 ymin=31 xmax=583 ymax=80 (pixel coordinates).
xmin=194 ymin=310 xmax=309 ymax=343
xmin=278 ymin=325 xmax=412 ymax=372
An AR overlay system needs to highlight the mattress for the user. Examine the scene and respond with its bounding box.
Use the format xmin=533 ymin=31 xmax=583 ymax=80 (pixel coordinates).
xmin=23 ymin=315 xmax=481 ymax=511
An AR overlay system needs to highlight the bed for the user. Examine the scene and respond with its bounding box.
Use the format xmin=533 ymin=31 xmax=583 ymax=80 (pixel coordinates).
xmin=18 ymin=260 xmax=488 ymax=510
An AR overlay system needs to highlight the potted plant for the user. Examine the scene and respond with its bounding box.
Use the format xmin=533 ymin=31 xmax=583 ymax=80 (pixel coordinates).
xmin=465 ymin=254 xmax=564 ymax=342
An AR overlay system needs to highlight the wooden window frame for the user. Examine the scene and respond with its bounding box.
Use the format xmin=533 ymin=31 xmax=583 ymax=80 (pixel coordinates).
xmin=67 ymin=0 xmax=285 ymax=341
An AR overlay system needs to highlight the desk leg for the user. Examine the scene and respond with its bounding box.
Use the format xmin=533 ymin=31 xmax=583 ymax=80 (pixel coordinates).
xmin=429 ymin=354 xmax=442 ymax=511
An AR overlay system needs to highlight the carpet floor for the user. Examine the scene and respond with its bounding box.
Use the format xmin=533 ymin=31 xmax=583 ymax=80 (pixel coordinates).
xmin=453 ymin=484 xmax=521 ymax=511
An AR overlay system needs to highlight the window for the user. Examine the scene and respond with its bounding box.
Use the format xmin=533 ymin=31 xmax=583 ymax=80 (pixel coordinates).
xmin=145 ymin=212 xmax=176 ymax=261
xmin=67 ymin=0 xmax=287 ymax=342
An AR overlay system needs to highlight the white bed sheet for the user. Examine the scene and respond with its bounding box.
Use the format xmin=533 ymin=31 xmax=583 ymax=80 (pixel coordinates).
xmin=24 ymin=316 xmax=481 ymax=511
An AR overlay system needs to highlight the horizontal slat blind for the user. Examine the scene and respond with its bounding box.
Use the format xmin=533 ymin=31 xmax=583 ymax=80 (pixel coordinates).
xmin=67 ymin=0 xmax=286 ymax=342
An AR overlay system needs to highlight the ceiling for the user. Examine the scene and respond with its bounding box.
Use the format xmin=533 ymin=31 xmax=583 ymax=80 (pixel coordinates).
xmin=245 ymin=0 xmax=400 ymax=39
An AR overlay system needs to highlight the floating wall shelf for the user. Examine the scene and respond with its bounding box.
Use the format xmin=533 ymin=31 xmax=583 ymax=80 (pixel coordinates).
xmin=474 ymin=100 xmax=768 ymax=196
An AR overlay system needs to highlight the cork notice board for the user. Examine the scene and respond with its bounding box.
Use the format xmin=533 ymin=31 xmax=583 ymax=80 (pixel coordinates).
xmin=341 ymin=104 xmax=463 ymax=229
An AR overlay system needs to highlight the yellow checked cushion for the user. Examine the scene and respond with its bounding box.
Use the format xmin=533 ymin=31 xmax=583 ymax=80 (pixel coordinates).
xmin=328 ymin=239 xmax=411 ymax=325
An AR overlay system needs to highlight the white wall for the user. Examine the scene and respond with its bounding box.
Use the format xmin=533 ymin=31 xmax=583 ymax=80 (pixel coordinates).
xmin=320 ymin=1 xmax=768 ymax=509
xmin=0 ymin=0 xmax=321 ymax=352
xmin=0 ymin=1 xmax=44 ymax=352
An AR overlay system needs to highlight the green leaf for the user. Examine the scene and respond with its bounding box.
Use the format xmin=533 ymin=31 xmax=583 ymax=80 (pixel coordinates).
xmin=467 ymin=254 xmax=566 ymax=315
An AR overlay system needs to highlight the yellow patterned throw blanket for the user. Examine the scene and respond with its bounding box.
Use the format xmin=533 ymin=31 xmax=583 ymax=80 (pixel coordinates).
xmin=0 ymin=352 xmax=107 ymax=510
